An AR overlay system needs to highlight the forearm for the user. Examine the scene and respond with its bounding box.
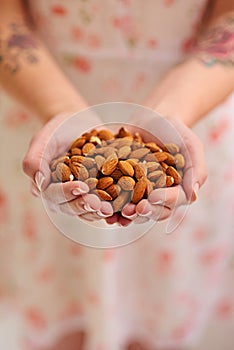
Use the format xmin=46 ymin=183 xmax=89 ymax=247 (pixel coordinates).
xmin=145 ymin=9 xmax=234 ymax=127
xmin=0 ymin=3 xmax=87 ymax=123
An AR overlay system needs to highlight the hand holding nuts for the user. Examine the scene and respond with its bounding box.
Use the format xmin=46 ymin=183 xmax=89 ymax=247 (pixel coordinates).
xmin=50 ymin=127 xmax=185 ymax=214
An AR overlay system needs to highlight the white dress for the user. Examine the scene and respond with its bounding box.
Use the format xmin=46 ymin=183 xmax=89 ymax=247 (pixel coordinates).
xmin=0 ymin=0 xmax=234 ymax=349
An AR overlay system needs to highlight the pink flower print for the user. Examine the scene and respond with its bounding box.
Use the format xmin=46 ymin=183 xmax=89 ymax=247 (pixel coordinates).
xmin=61 ymin=301 xmax=84 ymax=320
xmin=147 ymin=38 xmax=158 ymax=49
xmin=112 ymin=15 xmax=139 ymax=46
xmin=25 ymin=308 xmax=46 ymax=329
xmin=0 ymin=188 xmax=8 ymax=225
xmin=22 ymin=210 xmax=37 ymax=240
xmin=192 ymin=227 xmax=207 ymax=243
xmin=71 ymin=26 xmax=84 ymax=42
xmin=164 ymin=0 xmax=176 ymax=6
xmin=5 ymin=111 xmax=31 ymax=128
xmin=87 ymin=34 xmax=101 ymax=49
xmin=200 ymin=246 xmax=227 ymax=265
xmin=157 ymin=250 xmax=174 ymax=274
xmin=74 ymin=57 xmax=91 ymax=73
xmin=216 ymin=299 xmax=233 ymax=319
xmin=208 ymin=118 xmax=229 ymax=144
xmin=69 ymin=243 xmax=83 ymax=256
xmin=37 ymin=265 xmax=55 ymax=283
xmin=103 ymin=249 xmax=115 ymax=262
xmin=51 ymin=5 xmax=67 ymax=16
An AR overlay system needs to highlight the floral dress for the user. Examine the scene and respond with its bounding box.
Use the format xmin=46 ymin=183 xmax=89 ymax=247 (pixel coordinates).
xmin=0 ymin=0 xmax=234 ymax=349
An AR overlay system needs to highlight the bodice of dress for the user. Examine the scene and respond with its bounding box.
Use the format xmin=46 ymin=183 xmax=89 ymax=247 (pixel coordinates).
xmin=28 ymin=0 xmax=208 ymax=104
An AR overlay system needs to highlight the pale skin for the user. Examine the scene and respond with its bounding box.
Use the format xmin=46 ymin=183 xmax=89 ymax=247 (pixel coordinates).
xmin=0 ymin=0 xmax=234 ymax=349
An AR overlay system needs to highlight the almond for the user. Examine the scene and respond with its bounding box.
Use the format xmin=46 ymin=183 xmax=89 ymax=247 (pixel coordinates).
xmin=106 ymin=184 xmax=121 ymax=199
xmin=89 ymin=167 xmax=98 ymax=178
xmin=95 ymin=155 xmax=105 ymax=170
xmin=50 ymin=155 xmax=70 ymax=170
xmin=131 ymin=177 xmax=147 ymax=204
xmin=134 ymin=163 xmax=147 ymax=180
xmin=71 ymin=155 xmax=95 ymax=169
xmin=55 ymin=163 xmax=72 ymax=182
xmin=94 ymin=189 xmax=112 ymax=201
xmin=112 ymin=137 xmax=133 ymax=148
xmin=126 ymin=158 xmax=139 ymax=166
xmin=166 ymin=166 xmax=182 ymax=185
xmin=82 ymin=142 xmax=96 ymax=156
xmin=70 ymin=137 xmax=87 ymax=149
xmin=70 ymin=163 xmax=89 ymax=181
xmin=145 ymin=142 xmax=162 ymax=152
xmin=118 ymin=160 xmax=134 ymax=177
xmin=166 ymin=176 xmax=174 ymax=187
xmin=130 ymin=148 xmax=150 ymax=159
xmin=97 ymin=177 xmax=114 ymax=190
xmin=118 ymin=176 xmax=135 ymax=191
xmin=145 ymin=179 xmax=154 ymax=197
xmin=89 ymin=135 xmax=102 ymax=145
xmin=155 ymin=173 xmax=166 ymax=188
xmin=110 ymin=168 xmax=123 ymax=181
xmin=148 ymin=170 xmax=164 ymax=181
xmin=160 ymin=161 xmax=169 ymax=172
xmin=144 ymin=153 xmax=159 ymax=162
xmin=164 ymin=152 xmax=175 ymax=166
xmin=145 ymin=161 xmax=160 ymax=172
xmin=101 ymin=155 xmax=118 ymax=175
xmin=71 ymin=148 xmax=82 ymax=156
xmin=98 ymin=129 xmax=114 ymax=141
xmin=85 ymin=178 xmax=98 ymax=190
xmin=117 ymin=127 xmax=132 ymax=138
xmin=163 ymin=143 xmax=180 ymax=154
xmin=51 ymin=171 xmax=59 ymax=182
xmin=112 ymin=191 xmax=130 ymax=212
xmin=153 ymin=151 xmax=168 ymax=163
xmin=104 ymin=146 xmax=117 ymax=158
xmin=133 ymin=132 xmax=143 ymax=143
xmin=118 ymin=145 xmax=131 ymax=159
xmin=174 ymin=153 xmax=185 ymax=169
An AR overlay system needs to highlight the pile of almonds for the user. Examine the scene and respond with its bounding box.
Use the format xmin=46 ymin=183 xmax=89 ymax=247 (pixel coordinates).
xmin=50 ymin=127 xmax=185 ymax=213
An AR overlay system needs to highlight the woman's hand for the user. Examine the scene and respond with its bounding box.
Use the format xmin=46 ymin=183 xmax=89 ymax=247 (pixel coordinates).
xmin=23 ymin=112 xmax=114 ymax=221
xmin=116 ymin=116 xmax=207 ymax=225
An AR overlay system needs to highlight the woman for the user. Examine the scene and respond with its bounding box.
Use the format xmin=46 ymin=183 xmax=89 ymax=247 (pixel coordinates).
xmin=0 ymin=0 xmax=233 ymax=349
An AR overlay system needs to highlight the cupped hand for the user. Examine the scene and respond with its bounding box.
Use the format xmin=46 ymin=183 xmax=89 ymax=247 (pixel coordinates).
xmin=23 ymin=111 xmax=114 ymax=221
xmin=118 ymin=115 xmax=207 ymax=224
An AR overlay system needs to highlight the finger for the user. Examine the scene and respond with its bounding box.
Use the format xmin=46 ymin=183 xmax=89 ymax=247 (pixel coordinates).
xmin=82 ymin=193 xmax=102 ymax=212
xmin=122 ymin=202 xmax=137 ymax=219
xmin=148 ymin=204 xmax=171 ymax=222
xmin=80 ymin=212 xmax=103 ymax=222
xmin=136 ymin=199 xmax=152 ymax=216
xmin=42 ymin=181 xmax=89 ymax=204
xmin=59 ymin=196 xmax=86 ymax=216
xmin=148 ymin=186 xmax=187 ymax=209
xmin=97 ymin=201 xmax=114 ymax=218
xmin=134 ymin=216 xmax=150 ymax=224
xmin=118 ymin=215 xmax=132 ymax=227
xmin=30 ymin=181 xmax=40 ymax=197
xmin=181 ymin=133 xmax=207 ymax=201
xmin=106 ymin=213 xmax=120 ymax=225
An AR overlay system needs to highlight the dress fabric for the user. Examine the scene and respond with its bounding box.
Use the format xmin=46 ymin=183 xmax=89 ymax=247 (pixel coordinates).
xmin=0 ymin=1 xmax=234 ymax=349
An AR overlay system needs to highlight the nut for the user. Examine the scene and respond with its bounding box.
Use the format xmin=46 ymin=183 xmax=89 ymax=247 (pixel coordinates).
xmin=118 ymin=160 xmax=134 ymax=177
xmin=50 ymin=127 xmax=185 ymax=214
xmin=118 ymin=176 xmax=135 ymax=191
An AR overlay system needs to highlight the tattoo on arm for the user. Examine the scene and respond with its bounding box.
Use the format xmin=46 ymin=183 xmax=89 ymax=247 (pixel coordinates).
xmin=193 ymin=12 xmax=234 ymax=67
xmin=0 ymin=22 xmax=39 ymax=74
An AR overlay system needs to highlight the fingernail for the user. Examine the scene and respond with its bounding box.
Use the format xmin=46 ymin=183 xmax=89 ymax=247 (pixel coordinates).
xmin=150 ymin=200 xmax=164 ymax=205
xmin=31 ymin=187 xmax=40 ymax=197
xmin=139 ymin=210 xmax=152 ymax=217
xmin=122 ymin=212 xmax=138 ymax=220
xmin=83 ymin=203 xmax=96 ymax=212
xmin=72 ymin=188 xmax=87 ymax=196
xmin=34 ymin=171 xmax=45 ymax=191
xmin=96 ymin=210 xmax=109 ymax=217
xmin=191 ymin=182 xmax=200 ymax=202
